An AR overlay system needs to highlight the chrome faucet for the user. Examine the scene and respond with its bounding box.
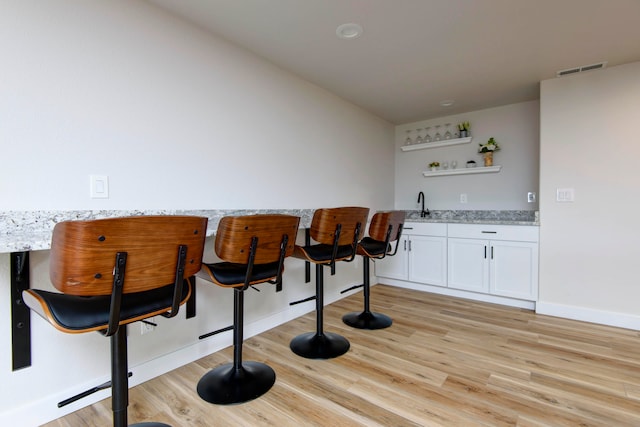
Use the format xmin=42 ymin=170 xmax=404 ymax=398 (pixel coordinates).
xmin=417 ymin=191 xmax=430 ymax=217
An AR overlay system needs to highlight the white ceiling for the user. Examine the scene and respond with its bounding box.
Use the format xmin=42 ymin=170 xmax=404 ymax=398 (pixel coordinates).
xmin=147 ymin=0 xmax=640 ymax=124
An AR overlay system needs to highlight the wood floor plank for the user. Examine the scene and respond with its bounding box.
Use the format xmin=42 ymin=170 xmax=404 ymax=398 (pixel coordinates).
xmin=488 ymin=373 xmax=640 ymax=426
xmin=42 ymin=285 xmax=640 ymax=426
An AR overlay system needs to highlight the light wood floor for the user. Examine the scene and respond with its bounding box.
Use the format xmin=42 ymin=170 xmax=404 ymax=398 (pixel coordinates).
xmin=43 ymin=285 xmax=640 ymax=427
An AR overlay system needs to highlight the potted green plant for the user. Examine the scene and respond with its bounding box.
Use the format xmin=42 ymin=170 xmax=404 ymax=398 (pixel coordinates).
xmin=478 ymin=137 xmax=500 ymax=166
xmin=458 ymin=121 xmax=470 ymax=137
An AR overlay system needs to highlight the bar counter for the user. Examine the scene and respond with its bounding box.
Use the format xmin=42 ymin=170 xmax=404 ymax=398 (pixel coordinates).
xmin=1 ymin=209 xmax=538 ymax=253
xmin=0 ymin=209 xmax=315 ymax=253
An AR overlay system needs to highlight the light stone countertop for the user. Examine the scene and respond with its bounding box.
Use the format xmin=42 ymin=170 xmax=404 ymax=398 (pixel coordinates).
xmin=405 ymin=210 xmax=539 ymax=226
xmin=0 ymin=209 xmax=538 ymax=253
xmin=0 ymin=209 xmax=314 ymax=253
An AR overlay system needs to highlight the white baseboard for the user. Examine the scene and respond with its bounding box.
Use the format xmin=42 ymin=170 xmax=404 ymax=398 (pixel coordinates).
xmin=535 ymin=301 xmax=640 ymax=331
xmin=378 ymin=278 xmax=640 ymax=331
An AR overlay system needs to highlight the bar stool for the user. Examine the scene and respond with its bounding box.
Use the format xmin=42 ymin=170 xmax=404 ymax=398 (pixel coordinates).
xmin=22 ymin=215 xmax=207 ymax=427
xmin=196 ymin=214 xmax=300 ymax=404
xmin=342 ymin=210 xmax=405 ymax=330
xmin=289 ymin=206 xmax=369 ymax=359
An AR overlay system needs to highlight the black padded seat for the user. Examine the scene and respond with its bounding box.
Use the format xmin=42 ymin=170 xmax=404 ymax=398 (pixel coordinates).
xmin=289 ymin=206 xmax=369 ymax=359
xmin=195 ymin=214 xmax=300 ymax=405
xmin=342 ymin=211 xmax=405 ymax=330
xmin=22 ymin=215 xmax=207 ymax=427
xmin=201 ymin=261 xmax=282 ymax=287
xmin=295 ymin=243 xmax=355 ymax=262
xmin=24 ymin=283 xmax=189 ymax=332
xmin=357 ymin=237 xmax=389 ymax=258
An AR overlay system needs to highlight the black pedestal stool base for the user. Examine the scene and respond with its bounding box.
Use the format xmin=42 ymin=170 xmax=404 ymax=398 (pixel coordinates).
xmin=290 ymin=332 xmax=350 ymax=359
xmin=197 ymin=361 xmax=276 ymax=405
xmin=342 ymin=311 xmax=392 ymax=330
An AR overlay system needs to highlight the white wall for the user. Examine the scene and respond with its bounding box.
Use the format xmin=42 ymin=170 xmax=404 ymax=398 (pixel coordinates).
xmin=537 ymin=61 xmax=640 ymax=328
xmin=0 ymin=1 xmax=393 ymax=211
xmin=395 ymin=101 xmax=540 ymax=211
xmin=0 ymin=1 xmax=394 ymax=425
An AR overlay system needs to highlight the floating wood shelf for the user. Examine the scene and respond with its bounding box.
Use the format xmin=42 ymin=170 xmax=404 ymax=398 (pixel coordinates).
xmin=422 ymin=165 xmax=501 ymax=177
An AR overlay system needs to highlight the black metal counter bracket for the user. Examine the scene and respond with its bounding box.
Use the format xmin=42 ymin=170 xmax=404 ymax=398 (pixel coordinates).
xmin=10 ymin=251 xmax=31 ymax=371
xmin=304 ymin=228 xmax=311 ymax=283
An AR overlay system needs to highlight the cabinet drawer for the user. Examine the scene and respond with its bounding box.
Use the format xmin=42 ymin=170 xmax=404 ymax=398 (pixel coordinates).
xmin=447 ymin=223 xmax=538 ymax=242
xmin=403 ymin=222 xmax=447 ymax=236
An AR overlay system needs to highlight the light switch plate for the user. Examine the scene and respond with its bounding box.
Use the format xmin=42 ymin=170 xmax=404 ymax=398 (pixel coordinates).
xmin=556 ymin=188 xmax=574 ymax=202
xmin=90 ymin=175 xmax=109 ymax=199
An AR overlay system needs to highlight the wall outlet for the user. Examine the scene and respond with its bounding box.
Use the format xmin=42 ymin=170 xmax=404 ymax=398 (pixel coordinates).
xmin=527 ymin=192 xmax=536 ymax=203
xmin=140 ymin=317 xmax=156 ymax=335
xmin=460 ymin=193 xmax=468 ymax=204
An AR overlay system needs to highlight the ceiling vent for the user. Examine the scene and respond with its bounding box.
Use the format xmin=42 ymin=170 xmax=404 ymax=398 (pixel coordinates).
xmin=557 ymin=61 xmax=607 ymax=77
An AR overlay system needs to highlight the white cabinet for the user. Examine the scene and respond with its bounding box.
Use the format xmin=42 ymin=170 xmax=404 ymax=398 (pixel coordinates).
xmin=376 ymin=221 xmax=539 ymax=306
xmin=447 ymin=237 xmax=489 ymax=293
xmin=489 ymin=240 xmax=539 ymax=300
xmin=447 ymin=224 xmax=539 ymax=301
xmin=374 ymin=223 xmax=447 ymax=287
xmin=408 ymin=234 xmax=447 ymax=286
xmin=374 ymin=235 xmax=408 ymax=280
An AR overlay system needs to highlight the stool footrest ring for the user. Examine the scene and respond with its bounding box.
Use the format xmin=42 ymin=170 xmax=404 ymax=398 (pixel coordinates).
xmin=340 ymin=283 xmax=364 ymax=294
xmin=289 ymin=295 xmax=317 ymax=306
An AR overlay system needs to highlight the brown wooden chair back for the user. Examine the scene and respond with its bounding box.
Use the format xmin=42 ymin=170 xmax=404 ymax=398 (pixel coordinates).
xmin=368 ymin=211 xmax=406 ymax=242
xmin=215 ymin=214 xmax=300 ymax=264
xmin=309 ymin=207 xmax=369 ymax=245
xmin=49 ymin=216 xmax=207 ymax=296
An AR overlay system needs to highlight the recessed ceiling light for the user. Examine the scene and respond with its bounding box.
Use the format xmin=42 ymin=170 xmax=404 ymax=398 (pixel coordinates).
xmin=440 ymin=100 xmax=455 ymax=107
xmin=336 ymin=23 xmax=363 ymax=40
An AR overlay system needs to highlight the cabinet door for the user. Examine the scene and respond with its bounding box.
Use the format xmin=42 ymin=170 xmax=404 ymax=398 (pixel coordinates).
xmin=489 ymin=241 xmax=538 ymax=300
xmin=374 ymin=235 xmax=408 ymax=280
xmin=408 ymin=235 xmax=447 ymax=286
xmin=447 ymin=238 xmax=489 ymax=293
